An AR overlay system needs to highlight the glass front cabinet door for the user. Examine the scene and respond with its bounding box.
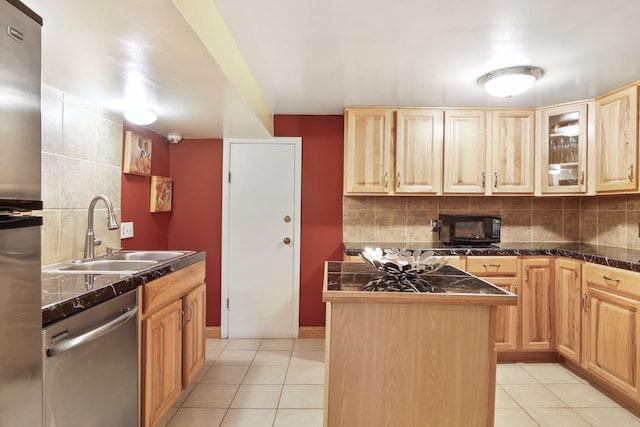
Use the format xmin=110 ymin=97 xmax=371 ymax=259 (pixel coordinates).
xmin=539 ymin=103 xmax=588 ymax=194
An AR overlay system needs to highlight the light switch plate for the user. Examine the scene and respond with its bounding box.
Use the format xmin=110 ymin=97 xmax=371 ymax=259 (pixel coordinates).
xmin=121 ymin=222 xmax=134 ymax=239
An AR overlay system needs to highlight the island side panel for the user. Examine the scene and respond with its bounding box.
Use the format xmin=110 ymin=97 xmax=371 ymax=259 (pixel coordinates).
xmin=326 ymin=302 xmax=494 ymax=427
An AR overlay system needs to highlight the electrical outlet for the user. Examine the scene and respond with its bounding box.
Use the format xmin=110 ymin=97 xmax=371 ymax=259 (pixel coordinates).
xmin=121 ymin=222 xmax=134 ymax=239
xmin=430 ymin=219 xmax=441 ymax=232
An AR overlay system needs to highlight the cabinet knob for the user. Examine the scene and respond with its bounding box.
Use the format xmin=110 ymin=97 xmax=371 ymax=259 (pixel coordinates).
xmin=284 ymin=215 xmax=291 ymax=223
xmin=284 ymin=237 xmax=291 ymax=245
xmin=397 ymin=173 xmax=401 ymax=188
xmin=494 ymin=172 xmax=498 ymax=188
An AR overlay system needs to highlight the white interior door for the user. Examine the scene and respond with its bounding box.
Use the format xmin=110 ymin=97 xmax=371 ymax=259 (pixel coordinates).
xmin=222 ymin=138 xmax=301 ymax=338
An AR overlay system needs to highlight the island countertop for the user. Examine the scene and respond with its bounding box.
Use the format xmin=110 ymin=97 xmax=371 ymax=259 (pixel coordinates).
xmin=323 ymin=261 xmax=517 ymax=305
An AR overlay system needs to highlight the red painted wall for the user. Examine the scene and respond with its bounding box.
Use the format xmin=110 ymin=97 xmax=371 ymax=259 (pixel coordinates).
xmin=275 ymin=115 xmax=344 ymax=326
xmin=167 ymin=139 xmax=223 ymax=326
xmin=120 ymin=116 xmax=344 ymax=327
xmin=121 ymin=124 xmax=171 ymax=250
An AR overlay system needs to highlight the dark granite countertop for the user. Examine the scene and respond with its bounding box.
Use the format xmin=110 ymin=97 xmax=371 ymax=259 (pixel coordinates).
xmin=326 ymin=262 xmax=506 ymax=294
xmin=344 ymin=242 xmax=640 ymax=273
xmin=41 ymin=251 xmax=206 ymax=327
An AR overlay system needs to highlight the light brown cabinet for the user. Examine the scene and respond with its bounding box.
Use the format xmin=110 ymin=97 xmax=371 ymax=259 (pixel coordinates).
xmin=395 ymin=109 xmax=443 ymax=194
xmin=595 ymin=85 xmax=639 ymax=193
xmin=554 ymin=258 xmax=583 ymax=364
xmin=142 ymin=300 xmax=183 ymax=427
xmin=443 ymin=109 xmax=534 ymax=195
xmin=182 ymin=284 xmax=206 ymax=387
xmin=537 ymin=102 xmax=590 ymax=194
xmin=489 ymin=277 xmax=519 ymax=351
xmin=443 ymin=110 xmax=488 ymax=194
xmin=343 ymin=108 xmax=444 ymax=195
xmin=583 ymin=263 xmax=640 ymax=401
xmin=467 ymin=256 xmax=553 ymax=353
xmin=520 ymin=258 xmax=554 ymax=351
xmin=491 ymin=110 xmax=535 ymax=194
xmin=343 ymin=109 xmax=393 ymax=194
xmin=140 ymin=261 xmax=207 ymax=427
xmin=466 ymin=256 xmax=518 ymax=351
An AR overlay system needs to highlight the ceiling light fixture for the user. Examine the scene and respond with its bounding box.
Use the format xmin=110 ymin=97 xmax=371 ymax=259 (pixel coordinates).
xmin=124 ymin=107 xmax=157 ymax=125
xmin=477 ymin=66 xmax=543 ymax=98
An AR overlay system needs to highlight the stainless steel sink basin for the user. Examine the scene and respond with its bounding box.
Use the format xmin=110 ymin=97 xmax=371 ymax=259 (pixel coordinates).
xmin=42 ymin=250 xmax=194 ymax=275
xmin=59 ymin=260 xmax=158 ymax=273
xmin=106 ymin=251 xmax=188 ymax=262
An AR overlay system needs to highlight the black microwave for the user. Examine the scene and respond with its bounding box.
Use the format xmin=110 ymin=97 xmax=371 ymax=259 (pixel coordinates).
xmin=439 ymin=214 xmax=501 ymax=245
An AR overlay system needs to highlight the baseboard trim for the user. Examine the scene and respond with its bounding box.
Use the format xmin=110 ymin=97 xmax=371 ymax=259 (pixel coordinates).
xmin=205 ymin=326 xmax=221 ymax=338
xmin=206 ymin=326 xmax=324 ymax=339
xmin=299 ymin=327 xmax=325 ymax=338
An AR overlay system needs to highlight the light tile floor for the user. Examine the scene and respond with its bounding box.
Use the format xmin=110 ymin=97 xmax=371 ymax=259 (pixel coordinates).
xmin=157 ymin=338 xmax=640 ymax=427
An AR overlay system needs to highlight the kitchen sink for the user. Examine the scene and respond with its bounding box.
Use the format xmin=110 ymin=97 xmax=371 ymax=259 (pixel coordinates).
xmin=42 ymin=250 xmax=194 ymax=275
xmin=106 ymin=251 xmax=188 ymax=262
xmin=57 ymin=260 xmax=158 ymax=273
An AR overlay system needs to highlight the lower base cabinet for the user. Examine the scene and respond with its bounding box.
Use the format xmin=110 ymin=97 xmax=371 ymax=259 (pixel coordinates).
xmin=520 ymin=258 xmax=553 ymax=351
xmin=140 ymin=261 xmax=207 ymax=427
xmin=555 ymin=258 xmax=582 ymax=364
xmin=583 ymin=263 xmax=640 ymax=401
xmin=143 ymin=300 xmax=183 ymax=427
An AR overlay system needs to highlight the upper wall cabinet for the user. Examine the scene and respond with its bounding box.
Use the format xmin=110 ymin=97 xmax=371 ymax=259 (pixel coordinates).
xmin=343 ymin=108 xmax=393 ymax=194
xmin=343 ymin=108 xmax=444 ymax=195
xmin=395 ymin=109 xmax=443 ymax=194
xmin=537 ymin=102 xmax=590 ymax=195
xmin=491 ymin=110 xmax=535 ymax=194
xmin=595 ymin=85 xmax=639 ymax=193
xmin=443 ymin=109 xmax=534 ymax=195
xmin=443 ymin=110 xmax=488 ymax=194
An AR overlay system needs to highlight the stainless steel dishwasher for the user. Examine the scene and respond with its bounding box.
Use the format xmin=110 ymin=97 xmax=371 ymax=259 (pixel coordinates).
xmin=43 ymin=290 xmax=139 ymax=427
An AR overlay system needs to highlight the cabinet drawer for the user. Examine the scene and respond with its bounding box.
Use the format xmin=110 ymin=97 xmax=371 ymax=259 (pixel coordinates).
xmin=466 ymin=257 xmax=518 ymax=276
xmin=584 ymin=263 xmax=640 ymax=300
xmin=142 ymin=261 xmax=206 ymax=315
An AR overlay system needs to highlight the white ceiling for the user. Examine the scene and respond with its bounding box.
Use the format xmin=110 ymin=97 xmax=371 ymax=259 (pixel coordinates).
xmin=20 ymin=0 xmax=640 ymax=138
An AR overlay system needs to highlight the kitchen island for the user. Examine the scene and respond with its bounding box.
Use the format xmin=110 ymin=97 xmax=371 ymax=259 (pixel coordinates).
xmin=323 ymin=261 xmax=517 ymax=427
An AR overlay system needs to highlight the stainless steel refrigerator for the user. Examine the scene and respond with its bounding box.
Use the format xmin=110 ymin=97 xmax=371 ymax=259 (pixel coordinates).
xmin=0 ymin=1 xmax=43 ymax=426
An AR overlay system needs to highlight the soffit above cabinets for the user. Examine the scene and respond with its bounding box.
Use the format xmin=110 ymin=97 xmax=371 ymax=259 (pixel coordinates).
xmin=22 ymin=0 xmax=272 ymax=139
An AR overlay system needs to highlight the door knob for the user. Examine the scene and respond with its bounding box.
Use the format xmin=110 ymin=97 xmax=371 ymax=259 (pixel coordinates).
xmin=284 ymin=215 xmax=291 ymax=223
xmin=283 ymin=237 xmax=291 ymax=245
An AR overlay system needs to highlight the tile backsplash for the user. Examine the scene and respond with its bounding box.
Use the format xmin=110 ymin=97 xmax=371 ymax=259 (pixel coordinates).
xmin=343 ymin=194 xmax=640 ymax=249
xmin=40 ymin=84 xmax=123 ymax=265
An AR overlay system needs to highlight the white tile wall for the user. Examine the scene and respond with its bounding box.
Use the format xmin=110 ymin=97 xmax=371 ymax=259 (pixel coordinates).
xmin=40 ymin=84 xmax=123 ymax=265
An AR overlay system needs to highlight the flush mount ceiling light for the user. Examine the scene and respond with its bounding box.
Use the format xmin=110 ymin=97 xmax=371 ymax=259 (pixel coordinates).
xmin=124 ymin=106 xmax=157 ymax=125
xmin=477 ymin=66 xmax=544 ymax=97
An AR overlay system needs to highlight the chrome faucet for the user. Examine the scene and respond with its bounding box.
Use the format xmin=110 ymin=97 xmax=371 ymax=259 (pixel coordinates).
xmin=84 ymin=195 xmax=119 ymax=259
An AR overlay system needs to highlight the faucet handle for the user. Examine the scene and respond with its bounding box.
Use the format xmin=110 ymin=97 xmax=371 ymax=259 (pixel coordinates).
xmin=93 ymin=237 xmax=102 ymax=247
xmin=107 ymin=246 xmax=123 ymax=256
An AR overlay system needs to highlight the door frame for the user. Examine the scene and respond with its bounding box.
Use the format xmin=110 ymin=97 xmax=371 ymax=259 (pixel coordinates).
xmin=221 ymin=137 xmax=302 ymax=338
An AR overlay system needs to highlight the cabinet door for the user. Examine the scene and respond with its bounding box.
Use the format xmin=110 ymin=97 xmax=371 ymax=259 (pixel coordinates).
xmin=344 ymin=108 xmax=394 ymax=194
xmin=520 ymin=259 xmax=553 ymax=351
xmin=443 ymin=110 xmax=487 ymax=193
xmin=142 ymin=299 xmax=183 ymax=427
xmin=486 ymin=277 xmax=518 ymax=352
xmin=491 ymin=110 xmax=534 ymax=193
xmin=596 ymin=85 xmax=638 ymax=192
xmin=539 ymin=103 xmax=589 ymax=194
xmin=183 ymin=284 xmax=206 ymax=387
xmin=585 ymin=287 xmax=640 ymax=400
xmin=395 ymin=109 xmax=443 ymax=194
xmin=555 ymin=258 xmax=582 ymax=364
